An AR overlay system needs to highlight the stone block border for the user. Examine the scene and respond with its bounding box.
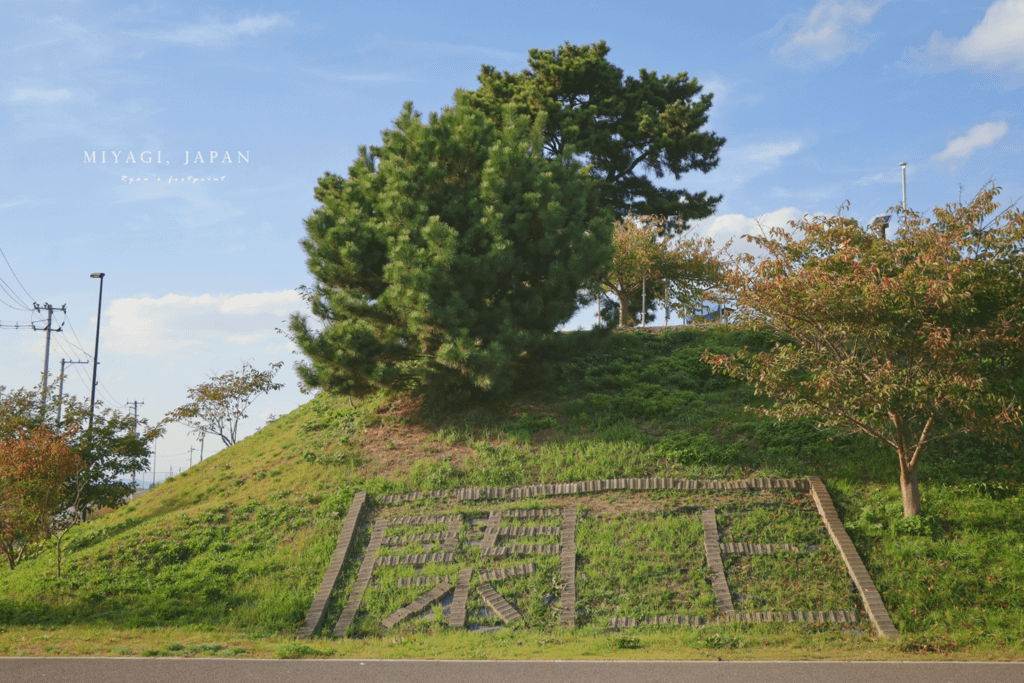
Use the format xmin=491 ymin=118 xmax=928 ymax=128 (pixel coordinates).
xmin=296 ymin=492 xmax=366 ymax=638
xmin=479 ymin=562 xmax=536 ymax=582
xmin=479 ymin=582 xmax=522 ymax=624
xmin=499 ymin=526 xmax=561 ymax=538
xmin=807 ymin=476 xmax=900 ymax=639
xmin=301 ymin=475 xmax=898 ymax=639
xmin=701 ymin=508 xmax=735 ymax=615
xmin=374 ymin=552 xmax=457 ymax=567
xmin=481 ymin=544 xmax=560 ymax=557
xmin=448 ymin=568 xmax=474 ymax=629
xmin=396 ymin=576 xmax=442 ymax=588
xmin=377 ymin=477 xmax=808 ymax=505
xmin=720 ymin=542 xmax=802 ymax=554
xmin=608 ymin=610 xmax=859 ymax=629
xmin=559 ymin=507 xmax=578 ymax=628
xmin=333 ymin=519 xmax=387 ymax=637
xmin=382 ymin=581 xmax=453 ymax=629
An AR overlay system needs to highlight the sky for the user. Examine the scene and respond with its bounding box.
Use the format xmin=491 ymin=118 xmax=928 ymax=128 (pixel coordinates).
xmin=2 ymin=0 xmax=1022 ymax=483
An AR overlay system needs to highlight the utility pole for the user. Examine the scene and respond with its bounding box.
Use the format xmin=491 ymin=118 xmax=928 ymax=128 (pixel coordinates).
xmin=56 ymin=358 xmax=89 ymax=426
xmin=189 ymin=446 xmax=195 ymax=468
xmin=127 ymin=399 xmax=145 ymax=429
xmin=127 ymin=399 xmax=145 ymax=487
xmin=33 ymin=303 xmax=65 ymax=413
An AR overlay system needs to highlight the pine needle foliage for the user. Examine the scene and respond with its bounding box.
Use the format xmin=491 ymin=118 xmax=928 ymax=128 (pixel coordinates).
xmin=462 ymin=41 xmax=726 ymax=227
xmin=290 ymin=96 xmax=613 ymax=396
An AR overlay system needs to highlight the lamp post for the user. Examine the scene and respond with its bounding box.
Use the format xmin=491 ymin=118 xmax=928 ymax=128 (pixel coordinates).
xmin=88 ymin=272 xmax=105 ymax=432
xmin=900 ymin=162 xmax=907 ymax=211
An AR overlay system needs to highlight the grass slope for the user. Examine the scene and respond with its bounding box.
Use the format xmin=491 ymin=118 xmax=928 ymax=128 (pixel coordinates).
xmin=0 ymin=327 xmax=1021 ymax=660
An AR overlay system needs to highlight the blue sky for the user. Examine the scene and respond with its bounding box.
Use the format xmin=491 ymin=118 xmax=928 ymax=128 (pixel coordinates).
xmin=2 ymin=0 xmax=1021 ymax=481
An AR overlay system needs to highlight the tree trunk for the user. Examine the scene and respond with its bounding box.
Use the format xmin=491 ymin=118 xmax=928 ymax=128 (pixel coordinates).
xmin=618 ymin=295 xmax=630 ymax=328
xmin=899 ymin=456 xmax=921 ymax=517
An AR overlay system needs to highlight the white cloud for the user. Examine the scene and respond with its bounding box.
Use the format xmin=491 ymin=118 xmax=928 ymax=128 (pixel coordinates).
xmin=931 ymin=120 xmax=1009 ymax=162
xmin=10 ymin=88 xmax=71 ymax=103
xmin=300 ymin=67 xmax=412 ymax=84
xmin=131 ymin=14 xmax=288 ymax=48
xmin=703 ymin=75 xmax=733 ymax=101
xmin=0 ymin=196 xmax=33 ymax=210
xmin=354 ymin=33 xmax=523 ymax=63
xmin=741 ymin=139 xmax=804 ymax=165
xmin=857 ymin=171 xmax=899 ymax=185
xmin=104 ymin=290 xmax=304 ymax=357
xmin=777 ymin=0 xmax=888 ymax=62
xmin=914 ymin=0 xmax=1024 ymax=73
xmin=730 ymin=138 xmax=805 ymax=180
xmin=692 ymin=207 xmax=809 ymax=258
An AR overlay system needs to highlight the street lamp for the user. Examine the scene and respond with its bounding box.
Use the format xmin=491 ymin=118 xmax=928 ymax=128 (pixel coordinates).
xmin=88 ymin=272 xmax=105 ymax=432
xmin=900 ymin=162 xmax=907 ymax=211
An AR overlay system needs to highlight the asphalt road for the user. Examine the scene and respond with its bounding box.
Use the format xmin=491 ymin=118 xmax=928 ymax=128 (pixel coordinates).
xmin=5 ymin=658 xmax=1023 ymax=683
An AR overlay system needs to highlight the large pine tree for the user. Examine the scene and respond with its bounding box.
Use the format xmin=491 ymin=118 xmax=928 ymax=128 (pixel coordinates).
xmin=289 ymin=97 xmax=613 ymax=395
xmin=461 ymin=41 xmax=725 ymax=231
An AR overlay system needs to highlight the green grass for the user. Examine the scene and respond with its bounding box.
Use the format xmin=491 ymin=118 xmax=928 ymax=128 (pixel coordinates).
xmin=578 ymin=508 xmax=714 ymax=621
xmin=0 ymin=326 xmax=1021 ymax=660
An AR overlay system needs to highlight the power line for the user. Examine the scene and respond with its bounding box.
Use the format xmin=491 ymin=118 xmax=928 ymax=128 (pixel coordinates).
xmin=60 ymin=309 xmax=124 ymax=408
xmin=0 ymin=273 xmax=32 ymax=311
xmin=0 ymin=245 xmax=35 ymax=307
xmin=56 ymin=309 xmax=117 ymax=405
xmin=62 ymin=315 xmax=94 ymax=357
xmin=56 ymin=358 xmax=89 ymax=426
xmin=97 ymin=381 xmax=121 ymax=409
xmin=52 ymin=335 xmax=93 ymax=396
xmin=0 ymin=284 xmax=29 ymax=311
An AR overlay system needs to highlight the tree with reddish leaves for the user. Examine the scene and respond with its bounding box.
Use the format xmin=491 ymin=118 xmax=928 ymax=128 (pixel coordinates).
xmin=599 ymin=215 xmax=727 ymax=327
xmin=0 ymin=425 xmax=83 ymax=572
xmin=704 ymin=185 xmax=1024 ymax=517
xmin=0 ymin=385 xmax=159 ymax=572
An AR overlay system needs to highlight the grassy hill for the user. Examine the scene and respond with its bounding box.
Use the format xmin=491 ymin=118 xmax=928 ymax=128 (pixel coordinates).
xmin=1 ymin=327 xmax=1021 ymax=660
